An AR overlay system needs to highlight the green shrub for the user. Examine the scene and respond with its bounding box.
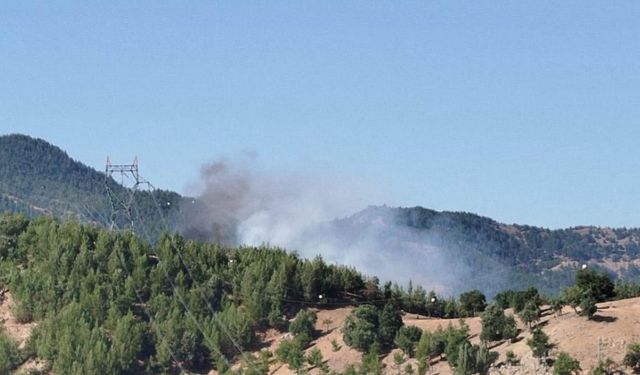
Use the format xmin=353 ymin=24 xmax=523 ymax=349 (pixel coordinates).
xmin=0 ymin=330 xmax=22 ymax=374
xmin=623 ymin=342 xmax=640 ymax=371
xmin=289 ymin=309 xmax=317 ymax=343
xmin=394 ymin=325 xmax=422 ymax=357
xmin=527 ymin=328 xmax=552 ymax=361
xmin=553 ymin=352 xmax=581 ymax=375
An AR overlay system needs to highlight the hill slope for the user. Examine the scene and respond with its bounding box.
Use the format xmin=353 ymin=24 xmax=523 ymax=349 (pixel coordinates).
xmin=0 ymin=134 xmax=183 ymax=238
xmin=1 ymin=210 xmax=639 ymax=374
xmin=240 ymin=297 xmax=640 ymax=374
xmin=2 ymin=134 xmax=640 ymax=295
xmin=325 ymin=206 xmax=640 ymax=295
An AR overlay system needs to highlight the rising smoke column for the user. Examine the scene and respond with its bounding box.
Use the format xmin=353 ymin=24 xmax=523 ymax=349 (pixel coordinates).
xmin=179 ymin=155 xmax=370 ymax=246
xmin=179 ymin=155 xmax=508 ymax=296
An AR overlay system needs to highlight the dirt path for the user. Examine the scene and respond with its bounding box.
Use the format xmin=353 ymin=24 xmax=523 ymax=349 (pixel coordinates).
xmin=0 ymin=291 xmax=36 ymax=349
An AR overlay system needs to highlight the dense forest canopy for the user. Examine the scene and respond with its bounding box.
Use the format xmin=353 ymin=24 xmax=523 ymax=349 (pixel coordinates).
xmin=0 ymin=213 xmax=371 ymax=373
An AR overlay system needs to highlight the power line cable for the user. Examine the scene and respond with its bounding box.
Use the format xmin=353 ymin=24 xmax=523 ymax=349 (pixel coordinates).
xmin=104 ymin=163 xmax=233 ymax=372
xmin=132 ymin=183 xmax=260 ymax=372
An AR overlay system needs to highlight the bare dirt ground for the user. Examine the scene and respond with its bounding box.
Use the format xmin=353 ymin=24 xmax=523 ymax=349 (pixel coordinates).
xmin=4 ymin=291 xmax=639 ymax=374
xmin=236 ymin=297 xmax=640 ymax=374
xmin=1 ymin=291 xmax=48 ymax=374
xmin=0 ymin=291 xmax=36 ymax=349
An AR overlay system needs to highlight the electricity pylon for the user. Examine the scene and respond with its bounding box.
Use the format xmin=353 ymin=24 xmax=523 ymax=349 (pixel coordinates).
xmin=104 ymin=156 xmax=149 ymax=231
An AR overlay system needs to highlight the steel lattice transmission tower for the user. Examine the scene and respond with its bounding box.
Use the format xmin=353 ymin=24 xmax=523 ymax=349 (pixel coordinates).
xmin=104 ymin=156 xmax=151 ymax=231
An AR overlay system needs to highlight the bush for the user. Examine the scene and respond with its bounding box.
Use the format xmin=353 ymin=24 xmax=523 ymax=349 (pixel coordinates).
xmin=306 ymin=347 xmax=325 ymax=370
xmin=289 ymin=309 xmax=317 ymax=341
xmin=480 ymin=304 xmax=518 ymax=342
xmin=416 ymin=328 xmax=446 ymax=364
xmin=579 ymin=297 xmax=597 ymax=319
xmin=551 ymin=298 xmax=564 ymax=316
xmin=589 ymin=358 xmax=616 ymax=375
xmin=623 ymin=342 xmax=640 ymax=371
xmin=527 ymin=328 xmax=552 ymax=361
xmin=394 ymin=325 xmax=423 ymax=357
xmin=342 ymin=305 xmax=380 ymax=352
xmin=553 ymin=352 xmax=581 ymax=375
xmin=342 ymin=304 xmax=403 ymax=352
xmin=575 ymin=269 xmax=615 ymax=302
xmin=614 ymin=281 xmax=640 ymax=300
xmin=403 ymin=363 xmax=415 ymax=375
xmin=275 ymin=338 xmax=305 ymax=371
xmin=453 ymin=340 xmax=497 ymax=375
xmin=0 ymin=330 xmax=22 ymax=374
xmin=459 ymin=290 xmax=486 ymax=317
xmin=12 ymin=302 xmax=33 ymax=324
xmin=518 ymin=301 xmax=541 ymax=329
xmin=505 ymin=350 xmax=519 ymax=366
xmin=331 ymin=339 xmax=341 ymax=352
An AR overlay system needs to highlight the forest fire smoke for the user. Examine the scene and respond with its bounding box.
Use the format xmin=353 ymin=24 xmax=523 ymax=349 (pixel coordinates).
xmin=180 ymin=155 xmax=506 ymax=295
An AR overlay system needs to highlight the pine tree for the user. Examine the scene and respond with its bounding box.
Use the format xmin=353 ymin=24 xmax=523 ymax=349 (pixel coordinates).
xmin=519 ymin=301 xmax=541 ymax=329
xmin=111 ymin=312 xmax=145 ymax=373
xmin=379 ymin=303 xmax=404 ymax=348
xmin=527 ymin=328 xmax=552 ymax=362
xmin=307 ymin=347 xmax=324 ymax=369
xmin=394 ymin=325 xmax=423 ymax=357
xmin=290 ymin=309 xmax=317 ymax=344
xmin=361 ymin=346 xmax=385 ymax=375
xmin=474 ymin=342 xmax=498 ymax=375
xmin=454 ymin=340 xmax=475 ymax=375
xmin=480 ymin=304 xmax=508 ymax=342
xmin=579 ymin=297 xmax=597 ymax=319
xmin=553 ymin=352 xmax=581 ymax=375
xmin=342 ymin=305 xmax=379 ymax=352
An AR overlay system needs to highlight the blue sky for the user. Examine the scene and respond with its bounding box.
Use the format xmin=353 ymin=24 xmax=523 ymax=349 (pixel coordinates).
xmin=1 ymin=1 xmax=639 ymax=228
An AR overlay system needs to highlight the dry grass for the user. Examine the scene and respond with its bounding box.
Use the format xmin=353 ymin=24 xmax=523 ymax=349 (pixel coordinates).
xmin=223 ymin=297 xmax=640 ymax=374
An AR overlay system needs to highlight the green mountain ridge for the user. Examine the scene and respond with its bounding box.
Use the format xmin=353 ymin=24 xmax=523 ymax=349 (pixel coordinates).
xmin=0 ymin=134 xmax=183 ymax=239
xmin=334 ymin=205 xmax=640 ymax=295
xmin=2 ymin=134 xmax=640 ymax=295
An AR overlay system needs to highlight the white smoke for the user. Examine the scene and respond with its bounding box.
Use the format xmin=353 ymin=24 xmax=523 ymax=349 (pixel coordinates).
xmin=181 ymin=154 xmax=372 ymax=246
xmin=180 ymin=155 xmax=508 ymax=296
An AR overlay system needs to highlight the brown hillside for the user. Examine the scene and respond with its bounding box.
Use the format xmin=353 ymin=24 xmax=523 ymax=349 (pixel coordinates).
xmin=4 ymin=294 xmax=639 ymax=374
xmin=233 ymin=298 xmax=640 ymax=375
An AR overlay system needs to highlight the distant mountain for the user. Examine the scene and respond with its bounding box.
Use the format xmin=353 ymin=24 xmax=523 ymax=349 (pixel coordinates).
xmin=327 ymin=206 xmax=640 ymax=295
xmin=0 ymin=134 xmax=183 ymax=239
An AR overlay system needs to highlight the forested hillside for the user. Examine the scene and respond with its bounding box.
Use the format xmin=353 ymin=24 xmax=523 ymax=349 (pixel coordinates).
xmin=331 ymin=206 xmax=640 ymax=295
xmin=2 ymin=134 xmax=640 ymax=297
xmin=0 ymin=213 xmax=367 ymax=373
xmin=0 ymin=213 xmax=468 ymax=374
xmin=0 ymin=134 xmax=182 ymax=239
xmin=1 ymin=213 xmax=640 ymax=374
xmin=394 ymin=206 xmax=640 ymax=274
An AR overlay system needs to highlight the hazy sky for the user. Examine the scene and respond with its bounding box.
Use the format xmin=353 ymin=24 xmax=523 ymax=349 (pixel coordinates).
xmin=1 ymin=1 xmax=639 ymax=228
